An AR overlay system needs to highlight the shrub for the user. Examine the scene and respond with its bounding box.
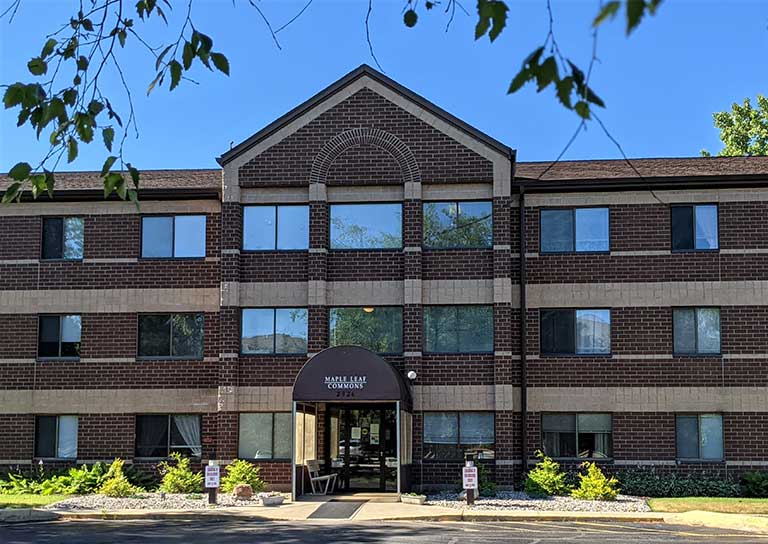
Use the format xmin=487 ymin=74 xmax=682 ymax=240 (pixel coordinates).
xmin=742 ymin=471 xmax=768 ymax=498
xmin=477 ymin=463 xmax=497 ymax=497
xmin=571 ymin=462 xmax=619 ymax=501
xmin=99 ymin=459 xmax=142 ymax=498
xmin=0 ymin=472 xmax=41 ymax=495
xmin=220 ymin=459 xmax=265 ymax=493
xmin=158 ymin=453 xmax=204 ymax=494
xmin=524 ymin=451 xmax=572 ymax=497
xmin=617 ymin=469 xmax=740 ymax=498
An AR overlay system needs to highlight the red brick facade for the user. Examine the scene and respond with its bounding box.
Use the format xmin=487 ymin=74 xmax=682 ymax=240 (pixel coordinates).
xmin=1 ymin=66 xmax=766 ymax=492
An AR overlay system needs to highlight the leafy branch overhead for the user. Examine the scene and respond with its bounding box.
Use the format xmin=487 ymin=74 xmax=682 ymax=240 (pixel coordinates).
xmin=3 ymin=0 xmax=661 ymax=203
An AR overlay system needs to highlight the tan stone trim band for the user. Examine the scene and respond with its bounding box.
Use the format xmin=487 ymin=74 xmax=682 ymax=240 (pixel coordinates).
xmin=526 ymin=249 xmax=768 ymax=258
xmin=0 ymin=288 xmax=220 ymax=314
xmin=327 ymin=185 xmax=404 ymax=202
xmin=526 ymin=188 xmax=768 ymax=207
xmin=232 ymin=386 xmax=293 ymax=411
xmin=1 ymin=200 xmax=220 ymax=217
xmin=423 ymin=279 xmax=494 ymax=305
xmin=422 ymin=183 xmax=492 ymax=200
xmin=0 ymin=388 xmax=217 ymax=414
xmin=414 ymin=385 xmax=496 ymax=411
xmin=527 ymin=280 xmax=768 ymax=308
xmin=240 ymin=187 xmax=309 ymax=204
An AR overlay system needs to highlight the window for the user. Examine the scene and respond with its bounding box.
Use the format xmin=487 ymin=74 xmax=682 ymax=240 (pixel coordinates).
xmin=423 ymin=412 xmax=494 ymax=460
xmin=243 ymin=205 xmax=309 ymax=250
xmin=42 ymin=217 xmax=84 ymax=259
xmin=329 ymin=307 xmax=403 ymax=354
xmin=38 ymin=315 xmax=81 ymax=358
xmin=330 ymin=203 xmax=402 ymax=249
xmin=676 ymin=414 xmax=724 ymax=460
xmin=135 ymin=414 xmax=202 ymax=457
xmin=424 ymin=306 xmax=493 ymax=353
xmin=35 ymin=415 xmax=78 ymax=458
xmin=241 ymin=308 xmax=308 ymax=354
xmin=673 ymin=308 xmax=721 ymax=355
xmin=138 ymin=314 xmax=204 ymax=358
xmin=542 ymin=413 xmax=612 ymax=459
xmin=540 ymin=208 xmax=609 ymax=253
xmin=238 ymin=413 xmax=292 ymax=459
xmin=141 ymin=215 xmax=206 ymax=258
xmin=423 ymin=201 xmax=492 ymax=249
xmin=540 ymin=309 xmax=611 ymax=355
xmin=671 ymin=204 xmax=718 ymax=251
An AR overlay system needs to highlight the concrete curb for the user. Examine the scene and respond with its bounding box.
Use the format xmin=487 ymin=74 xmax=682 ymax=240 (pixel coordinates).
xmin=0 ymin=508 xmax=60 ymax=524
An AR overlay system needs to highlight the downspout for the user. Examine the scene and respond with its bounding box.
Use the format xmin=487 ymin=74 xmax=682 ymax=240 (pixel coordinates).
xmin=517 ymin=177 xmax=528 ymax=479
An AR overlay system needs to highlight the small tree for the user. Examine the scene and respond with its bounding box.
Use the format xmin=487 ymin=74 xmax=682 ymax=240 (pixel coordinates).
xmin=99 ymin=458 xmax=142 ymax=498
xmin=701 ymin=95 xmax=768 ymax=157
xmin=571 ymin=462 xmax=619 ymax=501
xmin=220 ymin=459 xmax=265 ymax=493
xmin=157 ymin=453 xmax=204 ymax=494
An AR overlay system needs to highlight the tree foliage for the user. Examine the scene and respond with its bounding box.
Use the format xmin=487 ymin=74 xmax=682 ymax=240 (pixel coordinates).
xmin=701 ymin=95 xmax=768 ymax=157
xmin=2 ymin=0 xmax=663 ymax=202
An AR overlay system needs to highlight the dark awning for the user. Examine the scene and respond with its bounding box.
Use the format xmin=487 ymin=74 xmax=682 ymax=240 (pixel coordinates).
xmin=293 ymin=346 xmax=412 ymax=409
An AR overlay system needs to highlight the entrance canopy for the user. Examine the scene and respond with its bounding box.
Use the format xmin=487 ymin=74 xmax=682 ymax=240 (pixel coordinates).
xmin=293 ymin=346 xmax=412 ymax=408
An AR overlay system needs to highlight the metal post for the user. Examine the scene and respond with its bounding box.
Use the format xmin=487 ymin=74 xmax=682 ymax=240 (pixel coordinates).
xmin=465 ymin=460 xmax=475 ymax=506
xmin=291 ymin=401 xmax=297 ymax=501
xmin=396 ymin=400 xmax=401 ymax=495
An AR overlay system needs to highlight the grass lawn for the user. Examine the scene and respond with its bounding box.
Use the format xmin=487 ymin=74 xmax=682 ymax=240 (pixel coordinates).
xmin=648 ymin=497 xmax=768 ymax=514
xmin=0 ymin=494 xmax=71 ymax=509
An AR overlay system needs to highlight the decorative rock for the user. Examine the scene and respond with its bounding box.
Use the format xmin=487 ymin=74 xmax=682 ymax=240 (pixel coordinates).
xmin=232 ymin=484 xmax=254 ymax=500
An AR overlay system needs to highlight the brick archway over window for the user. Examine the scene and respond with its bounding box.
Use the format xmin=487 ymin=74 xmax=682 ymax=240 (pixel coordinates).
xmin=309 ymin=128 xmax=421 ymax=185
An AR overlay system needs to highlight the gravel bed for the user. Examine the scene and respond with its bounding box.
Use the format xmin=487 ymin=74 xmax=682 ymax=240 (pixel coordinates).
xmin=44 ymin=492 xmax=277 ymax=511
xmin=427 ymin=491 xmax=650 ymax=512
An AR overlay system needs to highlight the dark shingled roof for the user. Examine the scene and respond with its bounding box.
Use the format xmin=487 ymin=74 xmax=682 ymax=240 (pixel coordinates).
xmin=2 ymin=168 xmax=221 ymax=194
xmin=516 ymin=156 xmax=768 ymax=182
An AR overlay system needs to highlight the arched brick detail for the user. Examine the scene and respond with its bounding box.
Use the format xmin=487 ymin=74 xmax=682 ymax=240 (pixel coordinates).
xmin=310 ymin=128 xmax=420 ymax=185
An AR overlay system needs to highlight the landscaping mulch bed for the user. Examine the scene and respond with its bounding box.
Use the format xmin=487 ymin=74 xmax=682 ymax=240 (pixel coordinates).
xmin=43 ymin=492 xmax=276 ymax=511
xmin=427 ymin=491 xmax=651 ymax=512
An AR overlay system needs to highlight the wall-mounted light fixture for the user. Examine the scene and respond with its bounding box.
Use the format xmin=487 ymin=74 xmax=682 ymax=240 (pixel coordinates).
xmin=363 ymin=307 xmax=375 ymax=313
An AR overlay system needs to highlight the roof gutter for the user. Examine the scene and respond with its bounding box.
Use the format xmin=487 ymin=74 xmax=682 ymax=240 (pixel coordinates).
xmin=514 ymin=174 xmax=768 ymax=193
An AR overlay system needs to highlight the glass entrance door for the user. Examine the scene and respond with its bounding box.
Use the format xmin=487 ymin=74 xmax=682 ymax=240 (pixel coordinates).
xmin=328 ymin=405 xmax=397 ymax=492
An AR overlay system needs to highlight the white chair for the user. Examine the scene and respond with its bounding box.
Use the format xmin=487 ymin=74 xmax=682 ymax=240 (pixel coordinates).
xmin=306 ymin=459 xmax=337 ymax=495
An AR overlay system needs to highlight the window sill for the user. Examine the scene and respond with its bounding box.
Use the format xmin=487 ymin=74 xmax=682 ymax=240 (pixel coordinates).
xmin=139 ymin=257 xmax=207 ymax=261
xmin=672 ymin=353 xmax=723 ymax=358
xmin=240 ymin=458 xmax=291 ymax=463
xmin=675 ymin=458 xmax=725 ymax=464
xmin=37 ymin=357 xmax=80 ymax=363
xmin=539 ymin=353 xmax=613 ymax=358
xmin=134 ymin=456 xmax=202 ymax=461
xmin=34 ymin=457 xmax=78 ymax=461
xmin=40 ymin=258 xmax=84 ymax=263
xmin=328 ymin=248 xmax=404 ymax=252
xmin=135 ymin=356 xmax=204 ymax=361
xmin=539 ymin=251 xmax=611 ymax=256
xmin=550 ymin=457 xmax=614 ymax=462
xmin=422 ymin=247 xmax=493 ymax=251
xmin=670 ymin=249 xmax=720 ymax=254
xmin=423 ymin=351 xmax=494 ymax=356
xmin=241 ymin=249 xmax=309 ymax=253
xmin=240 ymin=352 xmax=308 ymax=357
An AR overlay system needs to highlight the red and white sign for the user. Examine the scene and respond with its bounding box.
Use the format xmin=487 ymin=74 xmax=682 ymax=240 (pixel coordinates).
xmin=462 ymin=466 xmax=478 ymax=490
xmin=205 ymin=465 xmax=220 ymax=489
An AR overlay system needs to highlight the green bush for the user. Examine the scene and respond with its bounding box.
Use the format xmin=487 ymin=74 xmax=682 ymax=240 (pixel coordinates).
xmin=0 ymin=472 xmax=41 ymax=495
xmin=571 ymin=462 xmax=619 ymax=501
xmin=477 ymin=463 xmax=497 ymax=497
xmin=158 ymin=453 xmax=204 ymax=494
xmin=220 ymin=459 xmax=265 ymax=493
xmin=99 ymin=459 xmax=142 ymax=498
xmin=524 ymin=451 xmax=572 ymax=497
xmin=617 ymin=469 xmax=740 ymax=498
xmin=742 ymin=471 xmax=768 ymax=498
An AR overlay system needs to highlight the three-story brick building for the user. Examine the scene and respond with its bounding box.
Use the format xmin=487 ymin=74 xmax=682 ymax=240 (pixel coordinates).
xmin=2 ymin=66 xmax=767 ymax=496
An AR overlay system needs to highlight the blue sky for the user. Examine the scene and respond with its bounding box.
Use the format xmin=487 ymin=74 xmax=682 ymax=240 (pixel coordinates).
xmin=1 ymin=0 xmax=766 ymax=171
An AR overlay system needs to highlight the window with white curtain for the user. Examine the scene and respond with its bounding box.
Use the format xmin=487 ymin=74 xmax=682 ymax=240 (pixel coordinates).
xmin=671 ymin=204 xmax=718 ymax=251
xmin=542 ymin=413 xmax=612 ymax=459
xmin=135 ymin=414 xmax=202 ymax=457
xmin=35 ymin=415 xmax=78 ymax=458
xmin=673 ymin=308 xmax=721 ymax=354
xmin=676 ymin=414 xmax=724 ymax=460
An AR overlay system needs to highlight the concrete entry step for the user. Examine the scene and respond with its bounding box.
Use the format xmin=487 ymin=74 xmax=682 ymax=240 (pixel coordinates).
xmin=300 ymin=492 xmax=400 ymax=503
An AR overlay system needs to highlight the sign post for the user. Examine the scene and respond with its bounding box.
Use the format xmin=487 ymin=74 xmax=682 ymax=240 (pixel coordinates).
xmin=205 ymin=461 xmax=220 ymax=505
xmin=462 ymin=461 xmax=478 ymax=506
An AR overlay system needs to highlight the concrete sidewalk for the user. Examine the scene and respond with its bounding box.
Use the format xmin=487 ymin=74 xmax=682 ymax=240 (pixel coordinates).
xmin=3 ymin=501 xmax=767 ymax=535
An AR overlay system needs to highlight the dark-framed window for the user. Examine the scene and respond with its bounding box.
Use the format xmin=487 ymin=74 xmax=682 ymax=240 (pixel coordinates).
xmin=540 ymin=309 xmax=611 ymax=355
xmin=540 ymin=207 xmax=609 ymax=253
xmin=241 ymin=308 xmax=308 ymax=354
xmin=138 ymin=314 xmax=204 ymax=359
xmin=141 ymin=215 xmax=206 ymax=258
xmin=423 ymin=201 xmax=492 ymax=249
xmin=38 ymin=315 xmax=81 ymax=359
xmin=676 ymin=414 xmax=723 ymax=460
xmin=135 ymin=414 xmax=202 ymax=458
xmin=329 ymin=203 xmax=402 ymax=249
xmin=673 ymin=307 xmax=721 ymax=355
xmin=242 ymin=205 xmax=309 ymax=250
xmin=671 ymin=204 xmax=718 ymax=251
xmin=42 ymin=217 xmax=84 ymax=260
xmin=329 ymin=306 xmax=403 ymax=354
xmin=423 ymin=412 xmax=494 ymax=461
xmin=542 ymin=413 xmax=612 ymax=459
xmin=35 ymin=415 xmax=78 ymax=458
xmin=423 ymin=305 xmax=493 ymax=353
xmin=238 ymin=413 xmax=292 ymax=459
